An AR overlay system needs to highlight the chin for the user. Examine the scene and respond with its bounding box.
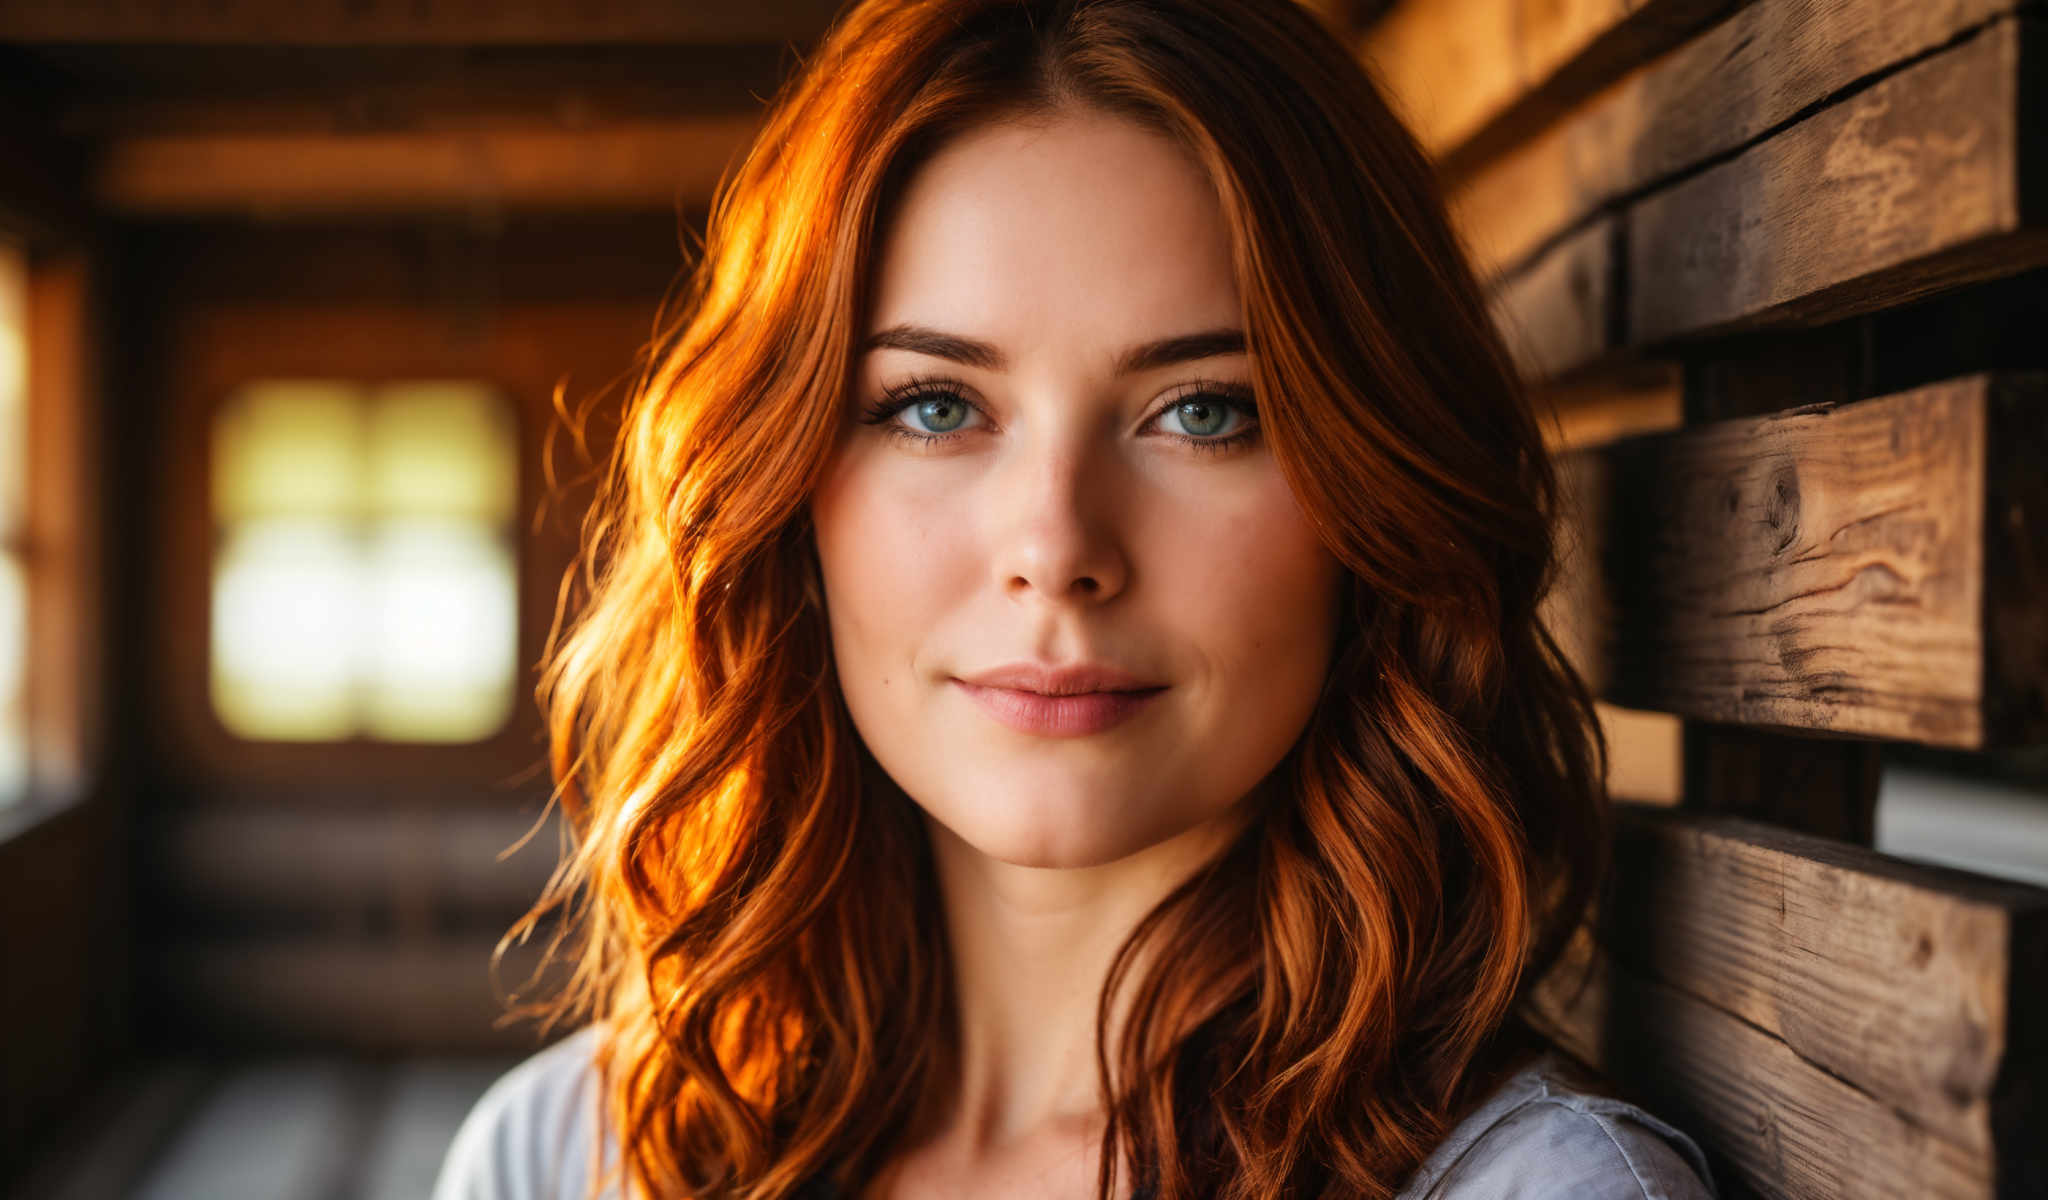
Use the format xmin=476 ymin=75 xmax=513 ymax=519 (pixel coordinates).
xmin=925 ymin=781 xmax=1209 ymax=871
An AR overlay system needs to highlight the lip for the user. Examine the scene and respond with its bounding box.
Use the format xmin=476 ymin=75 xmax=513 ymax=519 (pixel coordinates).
xmin=952 ymin=661 xmax=1167 ymax=738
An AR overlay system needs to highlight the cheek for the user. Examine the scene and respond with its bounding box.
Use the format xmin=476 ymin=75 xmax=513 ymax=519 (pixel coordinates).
xmin=1168 ymin=474 xmax=1340 ymax=674
xmin=809 ymin=454 xmax=972 ymax=688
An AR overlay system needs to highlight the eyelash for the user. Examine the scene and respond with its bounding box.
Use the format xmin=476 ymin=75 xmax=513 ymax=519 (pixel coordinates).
xmin=856 ymin=373 xmax=1262 ymax=456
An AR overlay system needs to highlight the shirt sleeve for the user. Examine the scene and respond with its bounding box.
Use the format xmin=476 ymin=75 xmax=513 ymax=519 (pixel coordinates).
xmin=430 ymin=1027 xmax=607 ymax=1200
xmin=1432 ymin=1098 xmax=1718 ymax=1200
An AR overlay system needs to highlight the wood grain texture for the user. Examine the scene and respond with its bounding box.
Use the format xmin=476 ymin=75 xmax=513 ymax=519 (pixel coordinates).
xmin=1594 ymin=804 xmax=2048 ymax=1155
xmin=1450 ymin=0 xmax=2021 ymax=280
xmin=1360 ymin=0 xmax=1735 ymax=165
xmin=1629 ymin=16 xmax=2044 ymax=342
xmin=1489 ymin=214 xmax=1617 ymax=379
xmin=1553 ymin=373 xmax=2048 ymax=747
xmin=93 ymin=118 xmax=761 ymax=214
xmin=1488 ymin=15 xmax=2046 ymax=379
xmin=1528 ymin=924 xmax=2015 ymax=1200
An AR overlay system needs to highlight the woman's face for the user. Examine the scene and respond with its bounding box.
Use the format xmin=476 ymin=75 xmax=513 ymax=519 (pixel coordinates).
xmin=809 ymin=108 xmax=1343 ymax=870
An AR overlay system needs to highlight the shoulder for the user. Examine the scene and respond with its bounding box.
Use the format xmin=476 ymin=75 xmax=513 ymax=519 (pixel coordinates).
xmin=431 ymin=1025 xmax=616 ymax=1200
xmin=1397 ymin=1051 xmax=1718 ymax=1200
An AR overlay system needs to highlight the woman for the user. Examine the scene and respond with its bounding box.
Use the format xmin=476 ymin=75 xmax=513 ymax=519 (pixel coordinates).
xmin=435 ymin=0 xmax=1718 ymax=1197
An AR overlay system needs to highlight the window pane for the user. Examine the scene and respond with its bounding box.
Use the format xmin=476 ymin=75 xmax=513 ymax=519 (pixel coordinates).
xmin=208 ymin=379 xmax=520 ymax=744
xmin=213 ymin=382 xmax=367 ymax=522
xmin=210 ymin=519 xmax=362 ymax=741
xmin=0 ymin=554 xmax=23 ymax=801
xmin=361 ymin=521 xmax=517 ymax=742
xmin=0 ymin=239 xmax=23 ymax=536
xmin=1 ymin=242 xmax=25 ymax=802
xmin=367 ymin=382 xmax=517 ymax=523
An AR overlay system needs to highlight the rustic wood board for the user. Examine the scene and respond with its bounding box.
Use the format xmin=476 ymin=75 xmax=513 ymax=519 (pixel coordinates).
xmin=1489 ymin=215 xmax=1617 ymax=379
xmin=1628 ymin=15 xmax=2044 ymax=343
xmin=1528 ymin=925 xmax=2018 ymax=1199
xmin=1596 ymin=804 xmax=2048 ymax=1154
xmin=1360 ymin=0 xmax=1736 ymax=165
xmin=1450 ymin=0 xmax=2023 ymax=280
xmin=1487 ymin=15 xmax=2046 ymax=378
xmin=1557 ymin=373 xmax=2048 ymax=747
xmin=94 ymin=118 xmax=761 ymax=215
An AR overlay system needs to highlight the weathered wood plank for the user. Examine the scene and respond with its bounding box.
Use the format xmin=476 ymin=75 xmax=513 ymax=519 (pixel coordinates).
xmin=1359 ymin=0 xmax=1737 ymax=166
xmin=1527 ymin=925 xmax=2013 ymax=1200
xmin=1629 ymin=15 xmax=2044 ymax=343
xmin=92 ymin=118 xmax=760 ymax=215
xmin=1594 ymin=804 xmax=2048 ymax=1155
xmin=1450 ymin=0 xmax=2023 ymax=281
xmin=1558 ymin=373 xmax=2048 ymax=747
xmin=1489 ymin=15 xmax=2046 ymax=378
xmin=1489 ymin=214 xmax=1616 ymax=380
xmin=1532 ymin=364 xmax=1682 ymax=453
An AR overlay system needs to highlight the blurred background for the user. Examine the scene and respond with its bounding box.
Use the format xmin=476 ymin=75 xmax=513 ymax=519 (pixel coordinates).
xmin=0 ymin=4 xmax=842 ymax=1196
xmin=0 ymin=1 xmax=2041 ymax=1198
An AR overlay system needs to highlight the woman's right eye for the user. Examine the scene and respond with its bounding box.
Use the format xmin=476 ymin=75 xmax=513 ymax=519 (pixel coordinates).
xmin=858 ymin=384 xmax=988 ymax=445
xmin=897 ymin=393 xmax=979 ymax=435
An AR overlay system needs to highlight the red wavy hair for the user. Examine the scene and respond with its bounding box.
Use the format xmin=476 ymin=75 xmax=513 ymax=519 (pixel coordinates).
xmin=513 ymin=1 xmax=1610 ymax=1196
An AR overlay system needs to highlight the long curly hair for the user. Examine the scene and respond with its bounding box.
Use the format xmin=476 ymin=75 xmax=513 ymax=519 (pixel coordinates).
xmin=512 ymin=1 xmax=1611 ymax=1196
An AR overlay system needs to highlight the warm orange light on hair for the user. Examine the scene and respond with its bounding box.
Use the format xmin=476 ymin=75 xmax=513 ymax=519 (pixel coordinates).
xmin=510 ymin=1 xmax=1610 ymax=1197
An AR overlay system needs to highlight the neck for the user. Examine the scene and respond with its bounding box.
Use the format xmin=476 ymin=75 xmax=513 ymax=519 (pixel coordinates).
xmin=916 ymin=806 xmax=1250 ymax=1158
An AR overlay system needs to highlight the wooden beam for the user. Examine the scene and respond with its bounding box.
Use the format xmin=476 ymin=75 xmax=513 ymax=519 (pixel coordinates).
xmin=1449 ymin=0 xmax=2024 ymax=282
xmin=1528 ymin=922 xmax=2035 ymax=1200
xmin=1488 ymin=214 xmax=1615 ymax=381
xmin=1486 ymin=14 xmax=2046 ymax=380
xmin=44 ymin=45 xmax=791 ymax=139
xmin=1359 ymin=0 xmax=1737 ymax=167
xmin=1592 ymin=805 xmax=2048 ymax=1156
xmin=1631 ymin=15 xmax=2045 ymax=344
xmin=1554 ymin=373 xmax=2048 ymax=748
xmin=1679 ymin=321 xmax=1885 ymax=843
xmin=92 ymin=118 xmax=760 ymax=215
xmin=0 ymin=0 xmax=843 ymax=43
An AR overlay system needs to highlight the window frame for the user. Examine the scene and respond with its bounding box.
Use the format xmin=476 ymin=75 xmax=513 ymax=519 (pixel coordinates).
xmin=0 ymin=242 xmax=101 ymax=843
xmin=203 ymin=376 xmax=527 ymax=748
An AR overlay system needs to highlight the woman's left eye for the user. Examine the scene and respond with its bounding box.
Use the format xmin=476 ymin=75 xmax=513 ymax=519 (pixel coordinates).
xmin=1155 ymin=393 xmax=1253 ymax=439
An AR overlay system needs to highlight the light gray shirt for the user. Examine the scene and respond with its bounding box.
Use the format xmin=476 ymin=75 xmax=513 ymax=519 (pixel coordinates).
xmin=432 ymin=1025 xmax=1717 ymax=1199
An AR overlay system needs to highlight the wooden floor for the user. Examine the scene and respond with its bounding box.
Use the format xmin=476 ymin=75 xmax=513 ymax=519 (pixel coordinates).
xmin=20 ymin=1055 xmax=516 ymax=1200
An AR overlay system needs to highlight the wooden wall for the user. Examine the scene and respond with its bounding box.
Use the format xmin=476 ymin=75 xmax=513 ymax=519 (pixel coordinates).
xmin=1354 ymin=1 xmax=2048 ymax=1196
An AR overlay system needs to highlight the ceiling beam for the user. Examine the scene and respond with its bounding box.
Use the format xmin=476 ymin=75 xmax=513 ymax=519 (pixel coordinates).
xmin=93 ymin=117 xmax=761 ymax=215
xmin=0 ymin=0 xmax=843 ymax=44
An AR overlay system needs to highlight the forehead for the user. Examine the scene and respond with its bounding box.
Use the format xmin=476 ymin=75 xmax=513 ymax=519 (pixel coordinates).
xmin=866 ymin=111 xmax=1243 ymax=349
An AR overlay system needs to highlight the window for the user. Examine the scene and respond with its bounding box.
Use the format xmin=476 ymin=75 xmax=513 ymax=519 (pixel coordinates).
xmin=0 ymin=241 xmax=24 ymax=801
xmin=209 ymin=380 xmax=520 ymax=743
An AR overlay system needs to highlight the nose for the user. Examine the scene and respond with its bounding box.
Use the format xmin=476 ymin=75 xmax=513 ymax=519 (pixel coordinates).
xmin=989 ymin=434 xmax=1130 ymax=606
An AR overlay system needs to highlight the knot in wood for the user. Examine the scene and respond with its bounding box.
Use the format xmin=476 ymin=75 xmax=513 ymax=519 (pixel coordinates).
xmin=1765 ymin=463 xmax=1801 ymax=554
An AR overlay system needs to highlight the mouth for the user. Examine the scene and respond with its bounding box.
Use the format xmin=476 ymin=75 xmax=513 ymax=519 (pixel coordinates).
xmin=951 ymin=679 xmax=1167 ymax=738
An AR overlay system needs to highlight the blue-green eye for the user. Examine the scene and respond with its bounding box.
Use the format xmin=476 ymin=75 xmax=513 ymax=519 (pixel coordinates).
xmin=1162 ymin=396 xmax=1238 ymax=438
xmin=909 ymin=395 xmax=973 ymax=434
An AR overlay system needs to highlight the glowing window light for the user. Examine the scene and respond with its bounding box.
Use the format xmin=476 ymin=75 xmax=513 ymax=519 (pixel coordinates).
xmin=212 ymin=381 xmax=365 ymax=522
xmin=1 ymin=241 xmax=26 ymax=802
xmin=362 ymin=521 xmax=517 ymax=743
xmin=367 ymin=382 xmax=518 ymax=523
xmin=208 ymin=381 xmax=520 ymax=743
xmin=0 ymin=559 xmax=24 ymax=799
xmin=210 ymin=520 xmax=362 ymax=741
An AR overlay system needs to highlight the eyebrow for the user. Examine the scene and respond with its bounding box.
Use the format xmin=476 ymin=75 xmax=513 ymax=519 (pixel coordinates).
xmin=860 ymin=324 xmax=1248 ymax=376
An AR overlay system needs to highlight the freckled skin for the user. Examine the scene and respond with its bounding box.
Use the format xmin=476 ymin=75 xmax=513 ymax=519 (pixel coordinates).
xmin=809 ymin=109 xmax=1343 ymax=872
